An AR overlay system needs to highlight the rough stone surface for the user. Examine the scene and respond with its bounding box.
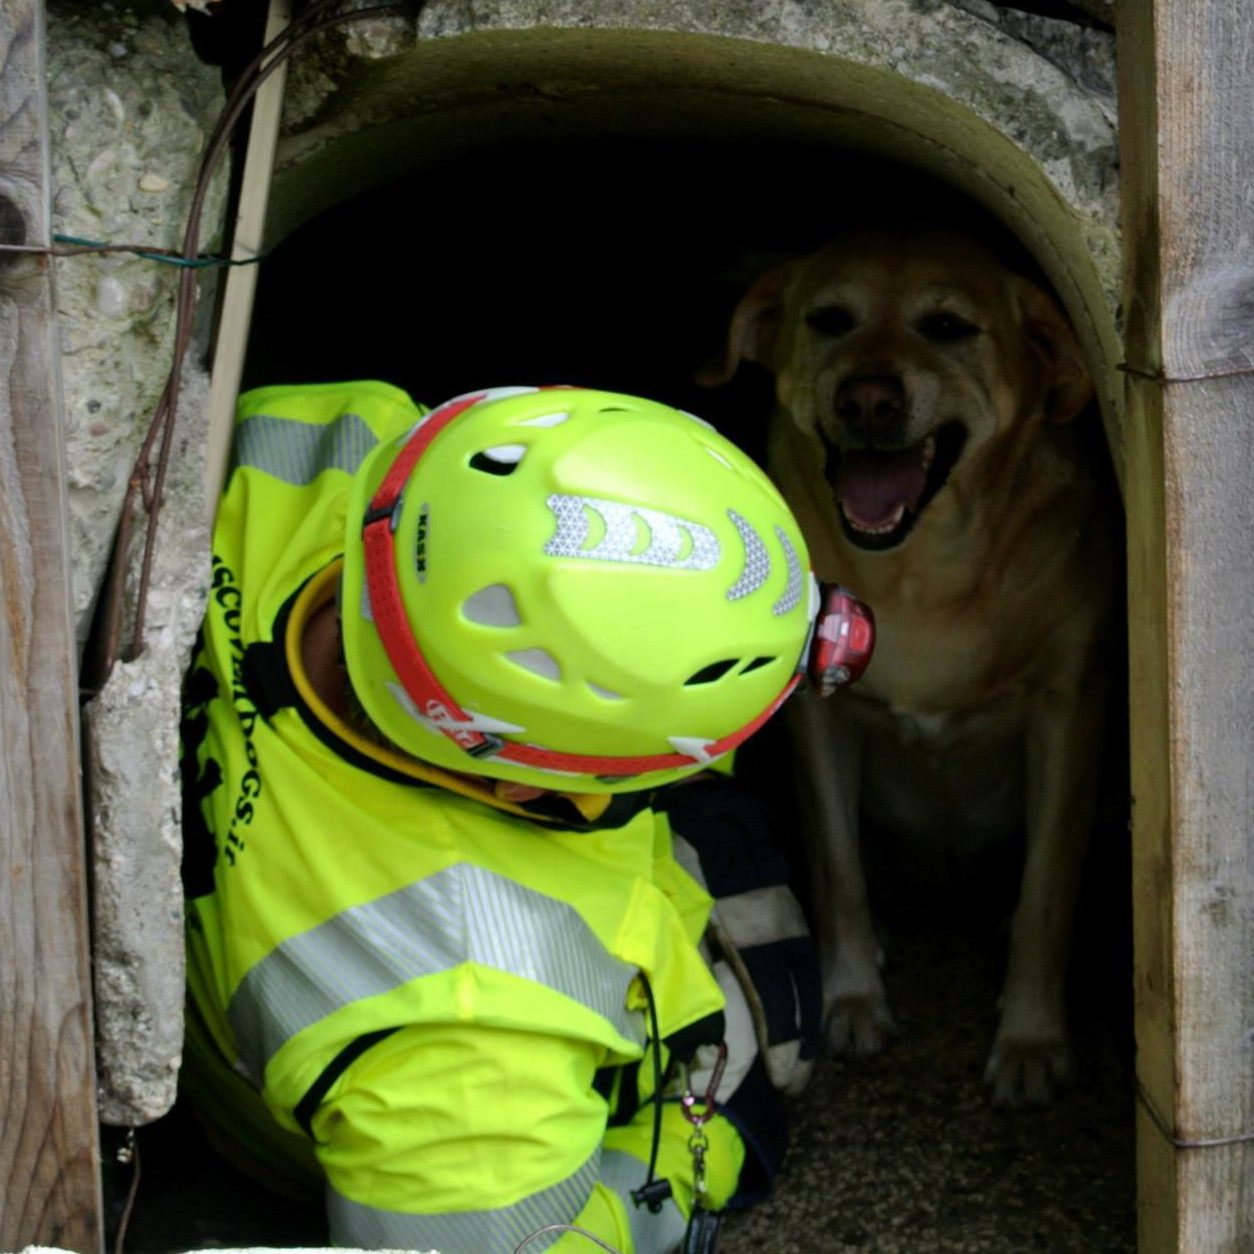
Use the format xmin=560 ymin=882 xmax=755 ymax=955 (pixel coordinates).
xmin=85 ymin=360 xmax=212 ymax=1126
xmin=48 ymin=0 xmax=226 ymax=1125
xmin=47 ymin=0 xmax=225 ymax=646
xmin=991 ymin=9 xmax=1116 ymax=118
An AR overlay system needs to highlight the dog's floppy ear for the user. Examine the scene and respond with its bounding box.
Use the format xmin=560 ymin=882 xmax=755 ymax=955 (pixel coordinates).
xmin=697 ymin=262 xmax=795 ymax=387
xmin=1016 ymin=280 xmax=1093 ymax=423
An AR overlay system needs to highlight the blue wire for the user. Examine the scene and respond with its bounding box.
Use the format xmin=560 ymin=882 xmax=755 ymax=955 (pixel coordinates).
xmin=53 ymin=234 xmax=267 ymax=269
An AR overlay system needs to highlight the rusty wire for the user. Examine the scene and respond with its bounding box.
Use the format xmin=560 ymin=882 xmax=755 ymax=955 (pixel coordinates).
xmin=1118 ymin=358 xmax=1254 ymax=384
xmin=112 ymin=1129 xmax=141 ymax=1254
xmin=1136 ymin=1078 xmax=1254 ymax=1151
xmin=94 ymin=0 xmax=417 ymax=679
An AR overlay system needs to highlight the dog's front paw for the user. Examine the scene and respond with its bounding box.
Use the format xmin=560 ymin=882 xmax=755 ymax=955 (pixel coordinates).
xmin=984 ymin=1033 xmax=1072 ymax=1107
xmin=826 ymin=983 xmax=894 ymax=1057
xmin=986 ymin=981 xmax=1071 ymax=1106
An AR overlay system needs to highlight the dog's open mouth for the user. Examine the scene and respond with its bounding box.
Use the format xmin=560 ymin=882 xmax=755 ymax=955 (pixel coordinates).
xmin=822 ymin=421 xmax=968 ymax=551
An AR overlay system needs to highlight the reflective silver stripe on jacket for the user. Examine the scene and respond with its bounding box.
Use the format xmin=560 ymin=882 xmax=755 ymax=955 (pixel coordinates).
xmin=229 ymin=861 xmax=644 ymax=1078
xmin=599 ymin=1148 xmax=689 ymax=1252
xmin=326 ymin=1147 xmax=688 ymax=1253
xmin=230 ymin=411 xmax=378 ymax=484
xmin=327 ymin=1148 xmax=600 ymax=1252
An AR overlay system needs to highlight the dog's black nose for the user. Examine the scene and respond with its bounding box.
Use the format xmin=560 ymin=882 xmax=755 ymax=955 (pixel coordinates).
xmin=834 ymin=375 xmax=906 ymax=443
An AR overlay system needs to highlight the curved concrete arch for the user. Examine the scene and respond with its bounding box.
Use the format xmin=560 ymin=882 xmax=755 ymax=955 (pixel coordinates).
xmin=269 ymin=0 xmax=1123 ymax=476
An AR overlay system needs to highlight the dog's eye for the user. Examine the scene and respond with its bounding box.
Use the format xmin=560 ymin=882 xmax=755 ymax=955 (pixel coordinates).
xmin=805 ymin=306 xmax=856 ymax=337
xmin=916 ymin=312 xmax=981 ymax=343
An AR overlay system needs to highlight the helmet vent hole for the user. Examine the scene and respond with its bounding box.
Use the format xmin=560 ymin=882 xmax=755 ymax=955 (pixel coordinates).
xmin=463 ymin=584 xmax=522 ymax=627
xmin=740 ymin=656 xmax=776 ymax=675
xmin=470 ymin=444 xmax=527 ymax=475
xmin=629 ymin=513 xmax=653 ymax=556
xmin=685 ymin=659 xmax=738 ymax=686
xmin=506 ymin=648 xmax=562 ymax=682
xmin=587 ymin=681 xmax=624 ymax=701
xmin=580 ymin=503 xmax=606 ymax=551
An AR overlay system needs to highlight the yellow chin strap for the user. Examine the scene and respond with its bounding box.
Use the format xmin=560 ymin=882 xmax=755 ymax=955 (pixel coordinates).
xmin=284 ymin=560 xmax=612 ymax=823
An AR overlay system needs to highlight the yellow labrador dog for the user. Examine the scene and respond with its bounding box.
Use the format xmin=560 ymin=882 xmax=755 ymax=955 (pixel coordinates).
xmin=711 ymin=225 xmax=1118 ymax=1106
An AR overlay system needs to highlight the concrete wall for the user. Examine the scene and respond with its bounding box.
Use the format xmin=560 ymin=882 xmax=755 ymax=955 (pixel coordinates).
xmin=48 ymin=0 xmax=225 ymax=1125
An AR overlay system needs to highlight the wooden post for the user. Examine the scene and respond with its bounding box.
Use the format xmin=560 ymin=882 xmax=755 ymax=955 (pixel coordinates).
xmin=204 ymin=0 xmax=291 ymax=517
xmin=0 ymin=2 xmax=104 ymax=1251
xmin=1118 ymin=1 xmax=1254 ymax=1250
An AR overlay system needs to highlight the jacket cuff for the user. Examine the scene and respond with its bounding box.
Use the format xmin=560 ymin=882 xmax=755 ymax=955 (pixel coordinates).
xmin=713 ymin=1054 xmax=788 ymax=1209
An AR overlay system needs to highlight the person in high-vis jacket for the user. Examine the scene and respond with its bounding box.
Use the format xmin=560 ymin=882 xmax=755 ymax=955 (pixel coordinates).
xmin=181 ymin=381 xmax=859 ymax=1253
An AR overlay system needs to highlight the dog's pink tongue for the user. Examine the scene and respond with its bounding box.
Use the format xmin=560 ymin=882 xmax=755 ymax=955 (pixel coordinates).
xmin=833 ymin=448 xmax=928 ymax=528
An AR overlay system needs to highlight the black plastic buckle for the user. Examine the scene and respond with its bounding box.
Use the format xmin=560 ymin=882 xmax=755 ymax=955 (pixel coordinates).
xmin=631 ymin=1177 xmax=674 ymax=1214
xmin=362 ymin=497 xmax=403 ymax=533
xmin=465 ymin=733 xmax=504 ymax=759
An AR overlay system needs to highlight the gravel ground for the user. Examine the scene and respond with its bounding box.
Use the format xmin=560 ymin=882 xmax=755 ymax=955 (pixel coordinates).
xmin=720 ymin=923 xmax=1135 ymax=1254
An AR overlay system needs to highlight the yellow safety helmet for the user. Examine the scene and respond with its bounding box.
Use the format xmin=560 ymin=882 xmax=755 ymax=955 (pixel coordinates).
xmin=341 ymin=386 xmax=821 ymax=793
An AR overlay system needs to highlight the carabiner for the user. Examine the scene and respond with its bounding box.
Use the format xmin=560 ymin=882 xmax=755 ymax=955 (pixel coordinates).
xmin=680 ymin=1040 xmax=728 ymax=1128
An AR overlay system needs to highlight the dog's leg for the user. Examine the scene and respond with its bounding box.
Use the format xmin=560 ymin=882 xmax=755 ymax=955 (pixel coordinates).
xmin=789 ymin=692 xmax=891 ymax=1056
xmin=986 ymin=684 xmax=1106 ymax=1106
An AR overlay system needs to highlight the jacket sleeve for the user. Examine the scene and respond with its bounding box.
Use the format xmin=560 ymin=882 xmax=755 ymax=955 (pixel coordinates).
xmin=311 ymin=1020 xmax=744 ymax=1253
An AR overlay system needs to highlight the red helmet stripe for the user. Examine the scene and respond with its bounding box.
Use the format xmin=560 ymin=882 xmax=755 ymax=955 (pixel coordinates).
xmin=493 ymin=674 xmax=801 ymax=777
xmin=369 ymin=394 xmax=483 ymax=516
xmin=364 ymin=394 xmax=495 ymax=752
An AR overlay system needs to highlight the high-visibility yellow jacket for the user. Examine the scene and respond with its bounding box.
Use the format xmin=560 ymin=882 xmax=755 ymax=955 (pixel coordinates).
xmin=182 ymin=380 xmax=746 ymax=1252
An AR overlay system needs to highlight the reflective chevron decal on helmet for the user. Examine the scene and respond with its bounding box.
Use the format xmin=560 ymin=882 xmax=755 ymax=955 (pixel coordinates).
xmin=544 ymin=495 xmax=720 ymax=570
xmin=773 ymin=527 xmax=804 ymax=616
xmin=726 ymin=509 xmax=771 ymax=601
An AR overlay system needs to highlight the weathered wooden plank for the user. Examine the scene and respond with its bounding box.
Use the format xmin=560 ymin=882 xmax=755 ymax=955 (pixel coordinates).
xmin=0 ymin=2 xmax=104 ymax=1250
xmin=1114 ymin=8 xmax=1178 ymax=1249
xmin=1163 ymin=376 xmax=1254 ymax=1252
xmin=1117 ymin=0 xmax=1254 ymax=1250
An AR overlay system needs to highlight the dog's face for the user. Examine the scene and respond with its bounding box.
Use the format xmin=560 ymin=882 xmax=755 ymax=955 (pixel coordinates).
xmin=717 ymin=228 xmax=1092 ymax=551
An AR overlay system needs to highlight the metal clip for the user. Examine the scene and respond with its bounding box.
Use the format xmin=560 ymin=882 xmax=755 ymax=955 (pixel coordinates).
xmin=680 ymin=1040 xmax=728 ymax=1215
xmin=680 ymin=1040 xmax=728 ymax=1130
xmin=688 ymin=1124 xmax=709 ymax=1199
